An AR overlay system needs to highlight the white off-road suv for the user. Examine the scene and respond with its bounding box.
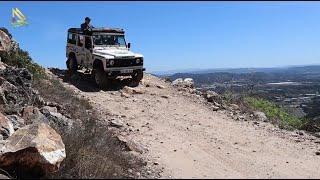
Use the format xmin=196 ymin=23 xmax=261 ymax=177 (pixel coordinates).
xmin=66 ymin=27 xmax=145 ymax=88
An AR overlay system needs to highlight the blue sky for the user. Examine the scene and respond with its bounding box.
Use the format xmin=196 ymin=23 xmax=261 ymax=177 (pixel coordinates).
xmin=1 ymin=2 xmax=320 ymax=73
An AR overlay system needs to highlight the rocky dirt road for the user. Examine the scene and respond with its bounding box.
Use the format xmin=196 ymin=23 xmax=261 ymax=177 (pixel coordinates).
xmin=55 ymin=72 xmax=320 ymax=179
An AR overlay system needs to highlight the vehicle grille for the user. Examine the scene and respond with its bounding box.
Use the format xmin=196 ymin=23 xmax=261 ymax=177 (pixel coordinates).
xmin=107 ymin=59 xmax=143 ymax=68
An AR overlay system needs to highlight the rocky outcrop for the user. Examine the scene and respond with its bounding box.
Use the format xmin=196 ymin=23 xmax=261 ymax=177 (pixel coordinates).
xmin=6 ymin=115 xmax=24 ymax=130
xmin=171 ymin=78 xmax=224 ymax=111
xmin=172 ymin=78 xmax=194 ymax=88
xmin=0 ymin=28 xmax=67 ymax=178
xmin=0 ymin=28 xmax=19 ymax=53
xmin=0 ymin=66 xmax=44 ymax=115
xmin=0 ymin=123 xmax=66 ymax=177
xmin=22 ymin=106 xmax=48 ymax=125
xmin=0 ymin=29 xmax=12 ymax=52
xmin=40 ymin=106 xmax=73 ymax=131
xmin=0 ymin=112 xmax=14 ymax=140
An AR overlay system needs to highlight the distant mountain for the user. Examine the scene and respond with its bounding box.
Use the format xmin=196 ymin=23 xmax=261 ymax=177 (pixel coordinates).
xmin=155 ymin=65 xmax=320 ymax=77
xmin=166 ymin=65 xmax=320 ymax=86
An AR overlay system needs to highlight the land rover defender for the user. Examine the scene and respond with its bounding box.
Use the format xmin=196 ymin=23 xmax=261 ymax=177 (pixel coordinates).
xmin=66 ymin=27 xmax=145 ymax=88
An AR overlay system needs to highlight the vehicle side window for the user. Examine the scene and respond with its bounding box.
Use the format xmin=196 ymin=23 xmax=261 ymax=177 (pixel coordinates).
xmin=67 ymin=33 xmax=76 ymax=44
xmin=78 ymin=35 xmax=84 ymax=47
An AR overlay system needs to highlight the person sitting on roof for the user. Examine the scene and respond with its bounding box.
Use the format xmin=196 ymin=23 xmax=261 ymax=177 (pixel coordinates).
xmin=81 ymin=17 xmax=94 ymax=35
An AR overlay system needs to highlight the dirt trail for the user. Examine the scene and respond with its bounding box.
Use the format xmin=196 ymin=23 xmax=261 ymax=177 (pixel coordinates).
xmin=57 ymin=72 xmax=320 ymax=178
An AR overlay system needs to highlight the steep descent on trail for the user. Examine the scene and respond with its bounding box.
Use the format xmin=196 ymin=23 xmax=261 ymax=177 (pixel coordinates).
xmin=51 ymin=71 xmax=320 ymax=179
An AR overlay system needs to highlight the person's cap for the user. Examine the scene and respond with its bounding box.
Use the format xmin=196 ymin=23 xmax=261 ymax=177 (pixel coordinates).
xmin=85 ymin=17 xmax=91 ymax=21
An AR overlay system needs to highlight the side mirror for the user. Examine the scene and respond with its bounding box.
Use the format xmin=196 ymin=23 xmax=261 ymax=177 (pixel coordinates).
xmin=127 ymin=43 xmax=131 ymax=49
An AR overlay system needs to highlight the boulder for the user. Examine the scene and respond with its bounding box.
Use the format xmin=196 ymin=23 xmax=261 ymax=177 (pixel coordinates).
xmin=171 ymin=78 xmax=183 ymax=87
xmin=22 ymin=106 xmax=48 ymax=125
xmin=116 ymin=136 xmax=147 ymax=154
xmin=121 ymin=91 xmax=130 ymax=98
xmin=6 ymin=115 xmax=24 ymax=130
xmin=230 ymin=104 xmax=240 ymax=110
xmin=212 ymin=105 xmax=220 ymax=111
xmin=172 ymin=78 xmax=195 ymax=88
xmin=0 ymin=61 xmax=7 ymax=71
xmin=204 ymin=90 xmax=220 ymax=103
xmin=254 ymin=111 xmax=268 ymax=122
xmin=110 ymin=119 xmax=124 ymax=128
xmin=41 ymin=110 xmax=73 ymax=131
xmin=0 ymin=123 xmax=66 ymax=177
xmin=0 ymin=112 xmax=14 ymax=139
xmin=0 ymin=67 xmax=37 ymax=114
xmin=122 ymin=86 xmax=144 ymax=95
xmin=0 ymin=29 xmax=12 ymax=52
xmin=183 ymin=78 xmax=194 ymax=88
xmin=40 ymin=106 xmax=58 ymax=114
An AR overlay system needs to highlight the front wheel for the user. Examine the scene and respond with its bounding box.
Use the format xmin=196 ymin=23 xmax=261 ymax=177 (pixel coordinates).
xmin=66 ymin=56 xmax=78 ymax=73
xmin=93 ymin=68 xmax=109 ymax=89
xmin=130 ymin=70 xmax=143 ymax=87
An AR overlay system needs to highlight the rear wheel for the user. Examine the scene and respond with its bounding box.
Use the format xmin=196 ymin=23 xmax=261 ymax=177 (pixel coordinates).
xmin=93 ymin=67 xmax=109 ymax=89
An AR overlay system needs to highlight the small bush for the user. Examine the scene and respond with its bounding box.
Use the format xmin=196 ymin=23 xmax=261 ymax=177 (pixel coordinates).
xmin=244 ymin=97 xmax=304 ymax=130
xmin=0 ymin=49 xmax=46 ymax=79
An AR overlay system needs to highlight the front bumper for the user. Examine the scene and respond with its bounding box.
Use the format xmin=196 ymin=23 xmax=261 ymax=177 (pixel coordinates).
xmin=104 ymin=66 xmax=145 ymax=77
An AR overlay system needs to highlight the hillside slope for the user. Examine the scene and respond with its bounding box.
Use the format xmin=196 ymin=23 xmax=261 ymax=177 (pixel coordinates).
xmin=50 ymin=71 xmax=320 ymax=179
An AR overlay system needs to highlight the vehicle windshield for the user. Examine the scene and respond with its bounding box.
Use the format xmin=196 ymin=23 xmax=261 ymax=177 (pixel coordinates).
xmin=93 ymin=34 xmax=126 ymax=47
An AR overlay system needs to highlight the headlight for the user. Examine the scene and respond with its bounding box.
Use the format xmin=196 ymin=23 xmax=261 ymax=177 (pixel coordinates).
xmin=109 ymin=60 xmax=115 ymax=66
xmin=136 ymin=58 xmax=140 ymax=64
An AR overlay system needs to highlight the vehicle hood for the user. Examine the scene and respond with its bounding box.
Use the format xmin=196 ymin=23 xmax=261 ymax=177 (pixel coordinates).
xmin=93 ymin=47 xmax=143 ymax=59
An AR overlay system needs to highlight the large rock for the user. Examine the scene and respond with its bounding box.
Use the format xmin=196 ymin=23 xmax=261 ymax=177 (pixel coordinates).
xmin=171 ymin=78 xmax=183 ymax=86
xmin=22 ymin=106 xmax=48 ymax=125
xmin=0 ymin=112 xmax=14 ymax=139
xmin=0 ymin=29 xmax=12 ymax=52
xmin=172 ymin=78 xmax=195 ymax=88
xmin=254 ymin=111 xmax=268 ymax=122
xmin=122 ymin=86 xmax=145 ymax=95
xmin=40 ymin=106 xmax=57 ymax=114
xmin=0 ymin=123 xmax=66 ymax=177
xmin=204 ymin=90 xmax=220 ymax=103
xmin=183 ymin=78 xmax=194 ymax=88
xmin=6 ymin=115 xmax=24 ymax=130
xmin=40 ymin=107 xmax=73 ymax=131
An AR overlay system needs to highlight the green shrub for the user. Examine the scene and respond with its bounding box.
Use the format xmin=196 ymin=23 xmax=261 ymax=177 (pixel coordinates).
xmin=0 ymin=49 xmax=46 ymax=79
xmin=244 ymin=97 xmax=304 ymax=130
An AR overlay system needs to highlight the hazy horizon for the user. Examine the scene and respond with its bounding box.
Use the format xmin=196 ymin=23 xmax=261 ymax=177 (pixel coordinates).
xmin=152 ymin=63 xmax=320 ymax=75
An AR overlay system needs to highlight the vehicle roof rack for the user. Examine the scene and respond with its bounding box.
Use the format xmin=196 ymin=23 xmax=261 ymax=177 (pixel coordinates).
xmin=68 ymin=27 xmax=125 ymax=34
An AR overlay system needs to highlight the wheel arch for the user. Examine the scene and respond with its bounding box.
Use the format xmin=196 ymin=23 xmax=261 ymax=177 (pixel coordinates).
xmin=93 ymin=59 xmax=105 ymax=70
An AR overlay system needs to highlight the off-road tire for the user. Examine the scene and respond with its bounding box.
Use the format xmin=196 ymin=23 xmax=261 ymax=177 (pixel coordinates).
xmin=93 ymin=68 xmax=109 ymax=89
xmin=131 ymin=70 xmax=143 ymax=87
xmin=66 ymin=56 xmax=78 ymax=73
